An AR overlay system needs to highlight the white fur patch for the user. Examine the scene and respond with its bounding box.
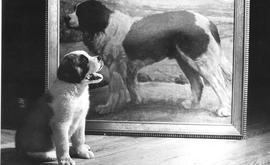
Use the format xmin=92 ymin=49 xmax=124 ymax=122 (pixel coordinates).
xmin=190 ymin=12 xmax=221 ymax=62
xmin=26 ymin=150 xmax=57 ymax=161
xmin=65 ymin=50 xmax=91 ymax=59
xmin=92 ymin=11 xmax=141 ymax=58
xmin=192 ymin=12 xmax=211 ymax=34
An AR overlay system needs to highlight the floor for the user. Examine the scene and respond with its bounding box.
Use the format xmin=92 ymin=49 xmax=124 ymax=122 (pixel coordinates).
xmin=1 ymin=120 xmax=270 ymax=165
xmin=2 ymin=82 xmax=270 ymax=165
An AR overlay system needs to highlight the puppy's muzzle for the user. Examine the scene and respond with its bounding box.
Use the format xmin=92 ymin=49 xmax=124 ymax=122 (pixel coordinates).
xmin=86 ymin=73 xmax=103 ymax=84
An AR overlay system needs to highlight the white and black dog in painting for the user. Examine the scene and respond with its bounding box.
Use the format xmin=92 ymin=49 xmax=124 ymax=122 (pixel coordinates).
xmin=65 ymin=0 xmax=232 ymax=117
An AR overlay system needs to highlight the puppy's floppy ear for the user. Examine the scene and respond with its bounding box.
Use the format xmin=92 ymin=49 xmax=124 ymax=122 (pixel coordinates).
xmin=57 ymin=54 xmax=89 ymax=83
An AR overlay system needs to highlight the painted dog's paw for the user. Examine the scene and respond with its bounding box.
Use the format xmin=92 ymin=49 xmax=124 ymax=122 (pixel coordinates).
xmin=216 ymin=106 xmax=231 ymax=117
xmin=59 ymin=156 xmax=75 ymax=165
xmin=96 ymin=104 xmax=112 ymax=114
xmin=75 ymin=144 xmax=94 ymax=159
xmin=95 ymin=89 xmax=130 ymax=114
xmin=130 ymin=95 xmax=142 ymax=105
xmin=181 ymin=99 xmax=200 ymax=109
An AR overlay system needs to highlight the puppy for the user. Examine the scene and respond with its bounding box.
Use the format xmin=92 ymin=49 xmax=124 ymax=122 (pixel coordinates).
xmin=15 ymin=50 xmax=103 ymax=165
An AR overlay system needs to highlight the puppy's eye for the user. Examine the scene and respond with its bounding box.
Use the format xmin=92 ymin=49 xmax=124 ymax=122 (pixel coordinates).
xmin=79 ymin=55 xmax=89 ymax=64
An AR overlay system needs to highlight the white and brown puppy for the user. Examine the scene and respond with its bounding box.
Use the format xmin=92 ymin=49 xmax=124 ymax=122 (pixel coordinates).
xmin=15 ymin=50 xmax=103 ymax=165
xmin=66 ymin=0 xmax=232 ymax=116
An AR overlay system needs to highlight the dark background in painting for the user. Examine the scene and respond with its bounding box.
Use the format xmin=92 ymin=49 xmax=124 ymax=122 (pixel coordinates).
xmin=1 ymin=0 xmax=270 ymax=127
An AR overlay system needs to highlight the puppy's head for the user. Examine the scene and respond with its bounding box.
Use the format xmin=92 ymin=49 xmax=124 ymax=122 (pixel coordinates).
xmin=65 ymin=0 xmax=112 ymax=34
xmin=57 ymin=50 xmax=103 ymax=84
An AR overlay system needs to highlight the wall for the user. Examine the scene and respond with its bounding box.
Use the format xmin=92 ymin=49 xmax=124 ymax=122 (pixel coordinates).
xmin=2 ymin=0 xmax=46 ymax=127
xmin=248 ymin=0 xmax=270 ymax=124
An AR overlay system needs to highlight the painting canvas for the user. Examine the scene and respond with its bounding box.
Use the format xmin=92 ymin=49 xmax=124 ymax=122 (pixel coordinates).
xmin=48 ymin=0 xmax=249 ymax=138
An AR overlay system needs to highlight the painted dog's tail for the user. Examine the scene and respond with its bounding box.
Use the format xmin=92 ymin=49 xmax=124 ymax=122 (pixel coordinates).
xmin=219 ymin=50 xmax=232 ymax=88
xmin=175 ymin=44 xmax=232 ymax=87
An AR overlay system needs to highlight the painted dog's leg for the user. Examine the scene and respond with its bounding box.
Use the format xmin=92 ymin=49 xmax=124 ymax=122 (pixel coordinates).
xmin=126 ymin=61 xmax=141 ymax=104
xmin=176 ymin=44 xmax=231 ymax=117
xmin=197 ymin=61 xmax=231 ymax=116
xmin=125 ymin=59 xmax=153 ymax=105
xmin=175 ymin=56 xmax=204 ymax=109
xmin=95 ymin=71 xmax=130 ymax=114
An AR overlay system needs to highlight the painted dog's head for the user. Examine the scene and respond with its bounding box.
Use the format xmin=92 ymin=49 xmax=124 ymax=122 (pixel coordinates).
xmin=57 ymin=50 xmax=103 ymax=84
xmin=65 ymin=0 xmax=112 ymax=35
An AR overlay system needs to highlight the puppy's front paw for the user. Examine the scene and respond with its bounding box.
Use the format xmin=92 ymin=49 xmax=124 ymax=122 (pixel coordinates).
xmin=59 ymin=156 xmax=75 ymax=165
xmin=75 ymin=144 xmax=94 ymax=159
xmin=95 ymin=89 xmax=130 ymax=114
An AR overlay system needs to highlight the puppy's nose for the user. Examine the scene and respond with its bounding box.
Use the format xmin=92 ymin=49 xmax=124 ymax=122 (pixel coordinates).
xmin=97 ymin=56 xmax=102 ymax=61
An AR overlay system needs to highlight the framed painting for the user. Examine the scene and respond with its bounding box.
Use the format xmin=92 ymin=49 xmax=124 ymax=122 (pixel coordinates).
xmin=47 ymin=0 xmax=249 ymax=139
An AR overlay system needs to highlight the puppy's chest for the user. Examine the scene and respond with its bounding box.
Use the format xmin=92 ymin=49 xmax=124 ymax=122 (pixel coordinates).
xmin=69 ymin=91 xmax=90 ymax=113
xmin=51 ymin=88 xmax=90 ymax=115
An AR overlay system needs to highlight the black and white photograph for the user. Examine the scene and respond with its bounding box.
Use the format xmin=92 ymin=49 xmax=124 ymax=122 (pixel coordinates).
xmin=3 ymin=0 xmax=270 ymax=164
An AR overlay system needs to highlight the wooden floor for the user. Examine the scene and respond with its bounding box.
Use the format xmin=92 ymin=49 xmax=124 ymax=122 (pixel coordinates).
xmin=1 ymin=123 xmax=270 ymax=165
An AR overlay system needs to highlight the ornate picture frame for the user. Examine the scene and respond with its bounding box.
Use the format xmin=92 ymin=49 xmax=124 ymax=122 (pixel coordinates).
xmin=47 ymin=0 xmax=249 ymax=139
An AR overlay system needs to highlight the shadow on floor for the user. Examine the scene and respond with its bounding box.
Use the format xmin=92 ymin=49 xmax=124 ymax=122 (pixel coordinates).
xmin=1 ymin=148 xmax=57 ymax=165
